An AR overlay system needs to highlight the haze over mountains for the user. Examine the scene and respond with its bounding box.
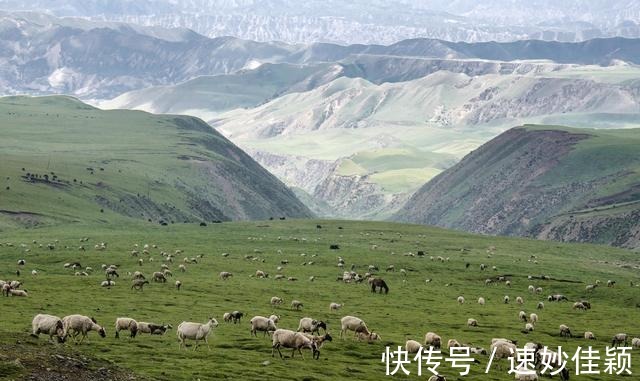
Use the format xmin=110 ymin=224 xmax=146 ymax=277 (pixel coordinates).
xmin=0 ymin=5 xmax=638 ymax=248
xmin=3 ymin=0 xmax=640 ymax=44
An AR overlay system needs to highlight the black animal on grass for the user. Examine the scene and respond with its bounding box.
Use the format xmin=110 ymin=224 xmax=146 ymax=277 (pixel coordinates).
xmin=370 ymin=278 xmax=389 ymax=294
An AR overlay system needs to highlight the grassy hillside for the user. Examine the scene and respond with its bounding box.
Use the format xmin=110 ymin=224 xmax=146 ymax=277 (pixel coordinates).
xmin=395 ymin=125 xmax=640 ymax=248
xmin=0 ymin=96 xmax=312 ymax=230
xmin=0 ymin=219 xmax=639 ymax=380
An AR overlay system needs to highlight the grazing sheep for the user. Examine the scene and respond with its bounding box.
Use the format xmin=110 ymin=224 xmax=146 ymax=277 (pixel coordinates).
xmin=114 ymin=317 xmax=138 ymax=338
xmin=131 ymin=279 xmax=149 ymax=291
xmin=428 ymin=376 xmax=447 ymax=381
xmin=291 ymin=300 xmax=303 ymax=310
xmin=580 ymin=300 xmax=591 ymax=309
xmin=230 ymin=311 xmax=243 ymax=324
xmin=524 ymin=323 xmax=534 ymax=332
xmin=62 ymin=315 xmax=106 ymax=344
xmin=457 ymin=296 xmax=465 ymax=304
xmin=607 ymin=280 xmax=616 ymax=287
xmin=175 ymin=280 xmax=182 ymax=290
xmin=31 ymin=314 xmax=65 ymax=343
xmin=297 ymin=318 xmax=326 ymax=335
xmin=478 ymin=297 xmax=485 ymax=306
xmin=537 ymin=302 xmax=544 ymax=310
xmin=467 ymin=318 xmax=478 ymax=327
xmin=514 ymin=367 xmax=538 ymax=381
xmin=573 ymin=302 xmax=587 ymax=310
xmin=9 ymin=289 xmax=28 ymax=297
xmin=271 ymin=329 xmax=318 ymax=360
xmin=270 ymin=296 xmax=283 ymax=306
xmin=528 ymin=285 xmax=535 ymax=293
xmin=530 ymin=313 xmax=538 ymax=325
xmin=519 ymin=311 xmax=527 ymax=322
xmin=612 ymin=333 xmax=628 ymax=347
xmin=177 ymin=318 xmax=219 ymax=350
xmin=559 ymin=324 xmax=572 ymax=338
xmin=219 ymin=271 xmax=232 ymax=280
xmin=516 ymin=296 xmax=524 ymax=305
xmin=132 ymin=271 xmax=145 ymax=280
xmin=223 ymin=312 xmax=232 ymax=323
xmin=535 ymin=287 xmax=543 ymax=294
xmin=329 ymin=302 xmax=343 ymax=311
xmin=548 ymin=294 xmax=568 ymax=302
xmin=406 ymin=339 xmax=423 ymax=353
xmin=255 ymin=270 xmax=268 ymax=278
xmin=448 ymin=339 xmax=461 ymax=348
xmin=505 ymin=280 xmax=511 ymax=287
xmin=274 ymin=274 xmax=285 ymax=280
xmin=355 ymin=327 xmax=381 ymax=342
xmin=105 ymin=267 xmax=119 ymax=279
xmin=340 ymin=316 xmax=367 ymax=339
xmin=585 ymin=331 xmax=596 ymax=340
xmin=631 ymin=337 xmax=640 ymax=348
xmin=31 ymin=270 xmax=38 ymax=276
xmin=137 ymin=322 xmax=172 ymax=335
xmin=268 ymin=315 xmax=280 ymax=324
xmin=490 ymin=338 xmax=517 ymax=360
xmin=504 ymin=296 xmax=510 ymax=304
xmin=424 ymin=332 xmax=442 ymax=349
xmin=250 ymin=316 xmax=277 ymax=337
xmin=585 ymin=284 xmax=597 ymax=292
xmin=101 ymin=280 xmax=115 ymax=288
xmin=152 ymin=271 xmax=166 ymax=283
xmin=301 ymin=332 xmax=333 ymax=359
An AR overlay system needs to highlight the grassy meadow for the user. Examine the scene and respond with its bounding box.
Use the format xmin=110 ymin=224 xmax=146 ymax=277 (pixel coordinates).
xmin=0 ymin=219 xmax=639 ymax=380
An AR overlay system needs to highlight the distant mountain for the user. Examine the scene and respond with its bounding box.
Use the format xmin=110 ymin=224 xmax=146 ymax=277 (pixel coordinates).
xmin=394 ymin=125 xmax=640 ymax=249
xmin=2 ymin=0 xmax=640 ymax=44
xmin=0 ymin=96 xmax=312 ymax=229
xmin=4 ymin=11 xmax=640 ymax=99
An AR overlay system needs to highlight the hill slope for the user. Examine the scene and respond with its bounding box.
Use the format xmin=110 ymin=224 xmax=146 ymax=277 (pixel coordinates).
xmin=0 ymin=96 xmax=312 ymax=229
xmin=394 ymin=125 xmax=640 ymax=249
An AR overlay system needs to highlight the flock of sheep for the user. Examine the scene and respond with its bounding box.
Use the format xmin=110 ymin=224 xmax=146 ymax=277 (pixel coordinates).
xmin=3 ymin=230 xmax=640 ymax=381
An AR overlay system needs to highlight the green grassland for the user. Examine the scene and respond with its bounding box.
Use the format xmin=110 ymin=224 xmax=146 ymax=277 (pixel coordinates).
xmin=0 ymin=219 xmax=639 ymax=380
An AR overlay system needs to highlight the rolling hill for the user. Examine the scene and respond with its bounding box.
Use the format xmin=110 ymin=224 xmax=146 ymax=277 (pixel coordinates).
xmin=394 ymin=125 xmax=640 ymax=249
xmin=0 ymin=96 xmax=312 ymax=230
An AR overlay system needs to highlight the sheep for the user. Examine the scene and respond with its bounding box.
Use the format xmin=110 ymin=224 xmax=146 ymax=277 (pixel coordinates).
xmin=535 ymin=287 xmax=543 ymax=294
xmin=105 ymin=267 xmax=119 ymax=279
xmin=297 ymin=318 xmax=326 ymax=335
xmin=467 ymin=318 xmax=478 ymax=327
xmin=559 ymin=324 xmax=572 ymax=338
xmin=448 ymin=339 xmax=462 ymax=348
xmin=612 ymin=333 xmax=628 ymax=347
xmin=177 ymin=318 xmax=219 ymax=350
xmin=585 ymin=284 xmax=597 ymax=292
xmin=530 ymin=313 xmax=538 ymax=325
xmin=271 ymin=329 xmax=318 ymax=360
xmin=584 ymin=331 xmax=596 ymax=340
xmin=505 ymin=280 xmax=511 ymax=287
xmin=223 ymin=312 xmax=232 ymax=323
xmin=428 ymin=376 xmax=447 ymax=381
xmin=504 ymin=296 xmax=510 ymax=304
xmin=62 ymin=315 xmax=106 ymax=344
xmin=478 ymin=297 xmax=485 ymax=306
xmin=524 ymin=323 xmax=534 ymax=332
xmin=101 ymin=280 xmax=115 ymax=288
xmin=329 ymin=302 xmax=343 ymax=311
xmin=230 ymin=311 xmax=243 ymax=324
xmin=528 ymin=285 xmax=535 ymax=293
xmin=519 ymin=311 xmax=527 ymax=322
xmin=132 ymin=271 xmax=145 ymax=280
xmin=301 ymin=332 xmax=333 ymax=359
xmin=424 ymin=332 xmax=442 ymax=349
xmin=405 ymin=339 xmax=423 ymax=353
xmin=1 ymin=283 xmax=11 ymax=297
xmin=580 ymin=300 xmax=591 ymax=309
xmin=537 ymin=302 xmax=544 ymax=310
xmin=152 ymin=272 xmax=166 ymax=283
xmin=291 ymin=300 xmax=303 ymax=310
xmin=31 ymin=314 xmax=65 ymax=343
xmin=219 ymin=271 xmax=232 ymax=280
xmin=137 ymin=322 xmax=172 ymax=335
xmin=114 ymin=317 xmax=138 ymax=338
xmin=355 ymin=327 xmax=381 ymax=342
xmin=514 ymin=367 xmax=538 ymax=381
xmin=31 ymin=270 xmax=38 ymax=276
xmin=255 ymin=270 xmax=268 ymax=278
xmin=269 ymin=315 xmax=280 ymax=324
xmin=163 ymin=269 xmax=173 ymax=277
xmin=340 ymin=316 xmax=367 ymax=339
xmin=516 ymin=296 xmax=524 ymax=305
xmin=131 ymin=279 xmax=149 ymax=291
xmin=250 ymin=316 xmax=277 ymax=337
xmin=274 ymin=274 xmax=285 ymax=280
xmin=490 ymin=338 xmax=517 ymax=360
xmin=573 ymin=302 xmax=587 ymax=310
xmin=9 ymin=289 xmax=28 ymax=297
xmin=270 ymin=296 xmax=283 ymax=306
xmin=632 ymin=337 xmax=640 ymax=348
xmin=457 ymin=296 xmax=465 ymax=304
xmin=175 ymin=280 xmax=182 ymax=290
xmin=607 ymin=280 xmax=616 ymax=287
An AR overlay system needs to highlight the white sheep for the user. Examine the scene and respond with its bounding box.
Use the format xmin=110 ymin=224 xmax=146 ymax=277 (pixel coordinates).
xmin=9 ymin=289 xmax=28 ymax=297
xmin=535 ymin=287 xmax=542 ymax=294
xmin=268 ymin=315 xmax=280 ymax=324
xmin=504 ymin=295 xmax=510 ymax=304
xmin=271 ymin=329 xmax=318 ymax=359
xmin=537 ymin=302 xmax=544 ymax=310
xmin=114 ymin=317 xmax=138 ymax=338
xmin=457 ymin=296 xmax=465 ymax=304
xmin=467 ymin=318 xmax=478 ymax=327
xmin=528 ymin=285 xmax=535 ymax=293
xmin=573 ymin=302 xmax=587 ymax=310
xmin=514 ymin=367 xmax=538 ymax=380
xmin=137 ymin=322 xmax=171 ymax=335
xmin=101 ymin=280 xmax=115 ymax=288
xmin=428 ymin=376 xmax=447 ymax=381
xmin=340 ymin=316 xmax=367 ymax=339
xmin=530 ymin=313 xmax=538 ymax=325
xmin=424 ymin=332 xmax=442 ymax=349
xmin=177 ymin=318 xmax=219 ymax=350
xmin=329 ymin=302 xmax=343 ymax=311
xmin=405 ymin=339 xmax=423 ymax=353
xmin=612 ymin=333 xmax=628 ymax=347
xmin=290 ymin=300 xmax=303 ymax=310
xmin=559 ymin=324 xmax=572 ymax=338
xmin=516 ymin=296 xmax=524 ymax=305
xmin=31 ymin=314 xmax=65 ymax=342
xmin=448 ymin=339 xmax=461 ymax=348
xmin=219 ymin=271 xmax=232 ymax=280
xmin=478 ymin=297 xmax=485 ymax=305
xmin=175 ymin=280 xmax=182 ymax=290
xmin=585 ymin=331 xmax=596 ymax=340
xmin=491 ymin=338 xmax=517 ymax=360
xmin=631 ymin=337 xmax=640 ymax=348
xmin=518 ymin=311 xmax=527 ymax=322
xmin=62 ymin=315 xmax=106 ymax=343
xmin=270 ymin=296 xmax=283 ymax=306
xmin=250 ymin=316 xmax=277 ymax=337
xmin=525 ymin=323 xmax=534 ymax=332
